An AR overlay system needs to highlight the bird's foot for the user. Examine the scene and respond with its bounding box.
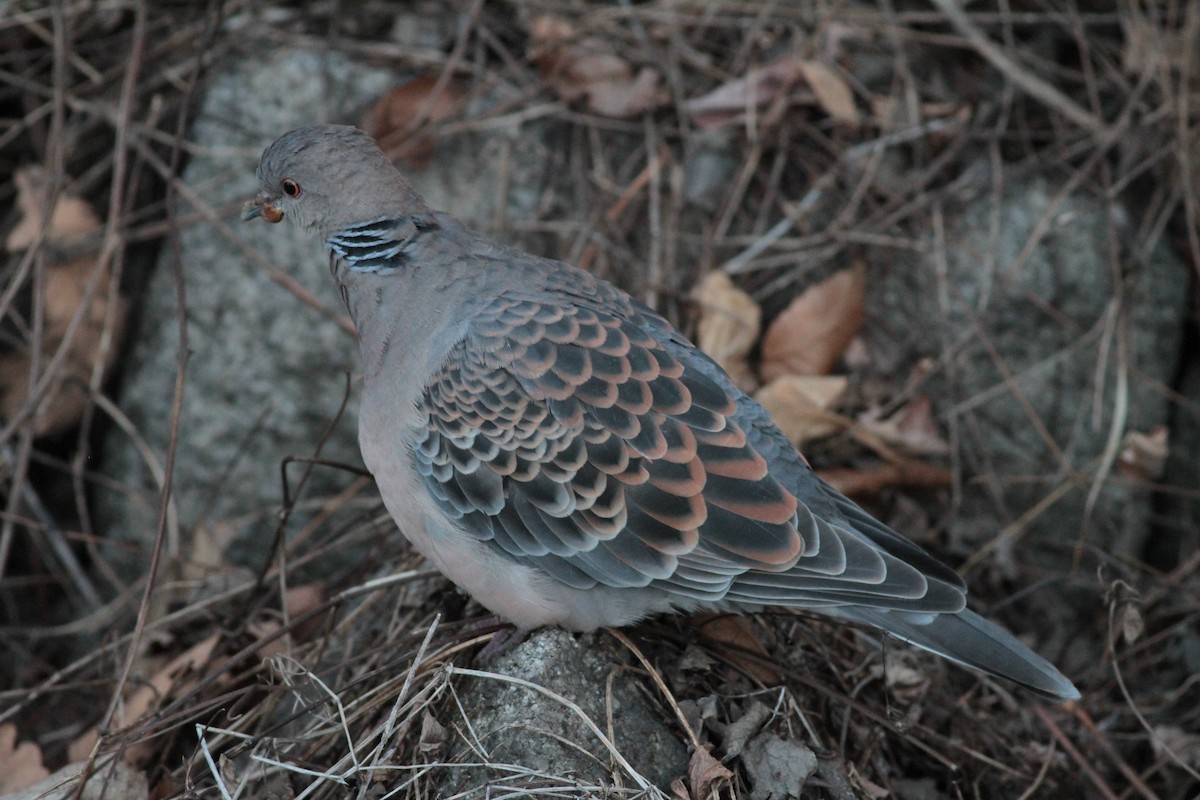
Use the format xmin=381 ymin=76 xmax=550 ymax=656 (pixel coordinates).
xmin=469 ymin=619 xmax=530 ymax=663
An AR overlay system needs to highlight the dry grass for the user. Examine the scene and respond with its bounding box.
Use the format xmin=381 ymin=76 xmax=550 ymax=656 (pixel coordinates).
xmin=1 ymin=1 xmax=1198 ymax=799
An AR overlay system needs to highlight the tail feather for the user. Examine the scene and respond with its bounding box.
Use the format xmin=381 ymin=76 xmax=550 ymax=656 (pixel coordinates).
xmin=846 ymin=607 xmax=1080 ymax=701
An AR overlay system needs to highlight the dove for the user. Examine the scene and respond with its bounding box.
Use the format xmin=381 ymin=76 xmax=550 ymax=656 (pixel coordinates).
xmin=243 ymin=124 xmax=1079 ymax=701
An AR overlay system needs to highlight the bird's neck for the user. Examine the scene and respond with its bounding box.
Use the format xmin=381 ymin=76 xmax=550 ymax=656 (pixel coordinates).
xmin=324 ymin=212 xmax=482 ymax=383
xmin=324 ymin=214 xmax=433 ymax=275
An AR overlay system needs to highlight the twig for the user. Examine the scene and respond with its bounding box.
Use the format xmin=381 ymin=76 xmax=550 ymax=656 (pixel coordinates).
xmin=928 ymin=0 xmax=1107 ymax=135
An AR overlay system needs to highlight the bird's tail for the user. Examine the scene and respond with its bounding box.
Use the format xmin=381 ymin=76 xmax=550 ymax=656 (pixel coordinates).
xmin=846 ymin=607 xmax=1080 ymax=701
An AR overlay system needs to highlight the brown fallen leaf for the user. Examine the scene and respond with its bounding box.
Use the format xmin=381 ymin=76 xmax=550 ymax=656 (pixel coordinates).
xmin=1117 ymin=425 xmax=1168 ymax=481
xmin=6 ymin=168 xmax=98 ymax=249
xmin=360 ymin=73 xmax=470 ymax=168
xmin=69 ymin=635 xmax=220 ymax=763
xmin=869 ymin=96 xmax=969 ymax=131
xmin=418 ymin=711 xmax=449 ymax=755
xmin=856 ymin=395 xmax=949 ymax=457
xmin=754 ymin=374 xmax=848 ymax=445
xmin=694 ymin=271 xmax=761 ymax=392
xmin=277 ymin=582 xmax=329 ymax=643
xmin=0 ymin=723 xmax=49 ymax=794
xmin=185 ymin=520 xmax=242 ymax=579
xmin=66 ymin=583 xmax=322 ymax=766
xmin=4 ymin=758 xmax=148 ymax=800
xmin=692 ymin=613 xmax=783 ymax=685
xmin=796 ymin=60 xmax=858 ymax=125
xmin=2 ymin=165 xmax=129 ymax=437
xmin=687 ymin=743 xmax=735 ymax=800
xmin=850 ymin=762 xmax=891 ymax=799
xmin=529 ymin=15 xmax=667 ymax=118
xmin=683 ymin=57 xmax=805 ymax=130
xmin=684 ymin=57 xmax=858 ymax=130
xmin=760 ymin=262 xmax=865 ymax=381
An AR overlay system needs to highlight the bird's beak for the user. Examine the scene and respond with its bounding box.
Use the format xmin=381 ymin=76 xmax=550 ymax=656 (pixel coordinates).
xmin=242 ymin=193 xmax=284 ymax=223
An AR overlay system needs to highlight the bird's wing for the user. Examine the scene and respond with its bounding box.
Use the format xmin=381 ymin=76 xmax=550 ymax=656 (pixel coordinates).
xmin=413 ymin=280 xmax=965 ymax=613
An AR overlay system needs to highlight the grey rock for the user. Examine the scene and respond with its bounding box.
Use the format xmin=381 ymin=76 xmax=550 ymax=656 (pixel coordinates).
xmin=99 ymin=47 xmax=393 ymax=577
xmin=441 ymin=629 xmax=687 ymax=795
xmin=867 ymin=172 xmax=1189 ymax=564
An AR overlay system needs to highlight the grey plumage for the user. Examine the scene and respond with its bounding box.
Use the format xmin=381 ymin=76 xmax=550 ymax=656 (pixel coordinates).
xmin=245 ymin=124 xmax=1080 ymax=702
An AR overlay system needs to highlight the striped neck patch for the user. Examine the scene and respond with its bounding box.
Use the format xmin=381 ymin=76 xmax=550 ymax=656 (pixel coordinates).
xmin=327 ymin=216 xmax=420 ymax=273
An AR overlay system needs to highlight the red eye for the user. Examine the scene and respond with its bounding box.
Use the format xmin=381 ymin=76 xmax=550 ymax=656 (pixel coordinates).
xmin=281 ymin=178 xmax=301 ymax=197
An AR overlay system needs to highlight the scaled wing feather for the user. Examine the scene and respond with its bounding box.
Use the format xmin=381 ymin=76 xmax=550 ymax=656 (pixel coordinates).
xmin=412 ymin=281 xmax=967 ymax=614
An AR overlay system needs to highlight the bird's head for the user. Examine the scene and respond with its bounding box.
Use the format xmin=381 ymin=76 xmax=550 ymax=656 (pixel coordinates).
xmin=242 ymin=124 xmax=429 ymax=238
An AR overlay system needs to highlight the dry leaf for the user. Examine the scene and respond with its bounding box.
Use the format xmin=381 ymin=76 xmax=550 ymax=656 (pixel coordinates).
xmin=69 ymin=582 xmax=329 ymax=763
xmin=0 ymin=723 xmax=49 ymax=794
xmin=69 ymin=635 xmax=219 ymax=763
xmin=418 ymin=711 xmax=449 ymax=754
xmin=585 ymin=67 xmax=665 ymax=118
xmin=4 ymin=758 xmax=148 ymax=800
xmin=760 ymin=262 xmax=866 ymax=381
xmin=684 ymin=57 xmax=857 ymax=130
xmin=529 ymin=15 xmax=667 ymax=118
xmin=6 ymin=169 xmax=99 ymax=250
xmin=721 ymin=700 xmax=772 ymax=759
xmin=870 ymin=95 xmax=969 ymax=131
xmin=857 ymin=395 xmax=949 ymax=457
xmin=1117 ymin=425 xmax=1168 ymax=481
xmin=687 ymin=744 xmax=734 ymax=800
xmin=360 ymin=74 xmax=470 ymax=168
xmin=692 ymin=613 xmax=783 ymax=684
xmin=1 ymin=165 xmax=129 ymax=436
xmin=281 ymin=582 xmax=329 ymax=642
xmin=284 ymin=583 xmax=325 ymax=618
xmin=879 ymin=651 xmax=931 ymax=704
xmin=186 ymin=520 xmax=241 ymax=575
xmin=1118 ymin=601 xmax=1145 ymax=645
xmin=849 ymin=763 xmax=890 ymax=799
xmin=754 ymin=375 xmax=848 ymax=445
xmin=796 ymin=60 xmax=858 ymax=125
xmin=694 ymin=271 xmax=761 ymax=391
xmin=683 ymin=57 xmax=805 ymax=130
xmin=741 ymin=733 xmax=818 ymax=798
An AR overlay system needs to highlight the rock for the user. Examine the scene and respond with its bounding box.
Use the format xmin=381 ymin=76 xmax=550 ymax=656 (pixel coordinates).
xmin=439 ymin=629 xmax=687 ymax=794
xmin=867 ymin=171 xmax=1189 ymax=566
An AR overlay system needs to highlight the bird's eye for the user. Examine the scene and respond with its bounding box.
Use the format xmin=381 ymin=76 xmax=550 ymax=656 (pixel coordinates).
xmin=281 ymin=178 xmax=301 ymax=197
